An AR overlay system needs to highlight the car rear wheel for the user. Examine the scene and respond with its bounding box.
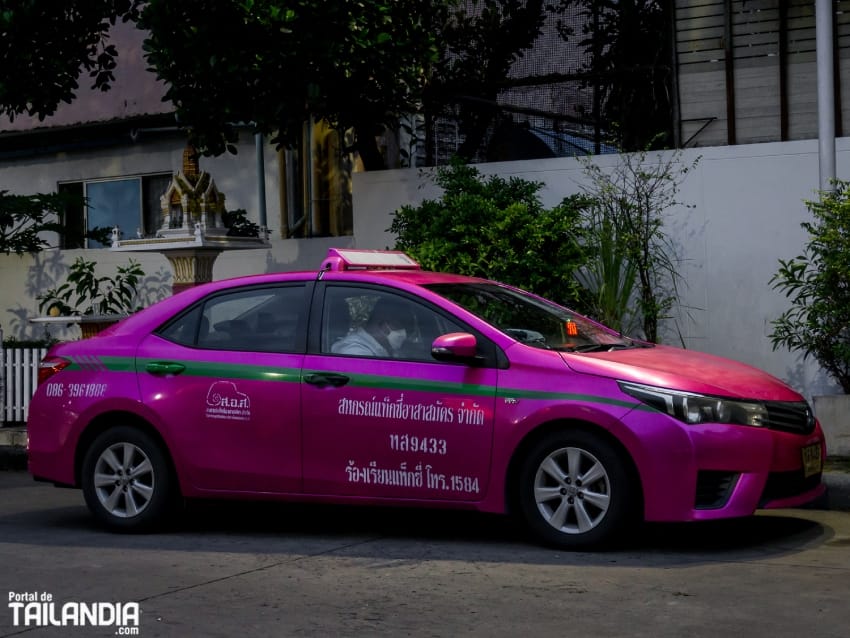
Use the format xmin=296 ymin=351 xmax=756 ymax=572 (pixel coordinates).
xmin=518 ymin=430 xmax=637 ymax=549
xmin=81 ymin=426 xmax=175 ymax=532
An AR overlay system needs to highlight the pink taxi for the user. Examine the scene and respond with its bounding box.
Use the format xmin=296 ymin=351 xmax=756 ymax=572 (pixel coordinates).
xmin=27 ymin=248 xmax=826 ymax=548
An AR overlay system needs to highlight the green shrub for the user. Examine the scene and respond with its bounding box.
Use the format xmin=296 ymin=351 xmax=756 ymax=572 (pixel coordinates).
xmin=223 ymin=208 xmax=261 ymax=237
xmin=390 ymin=160 xmax=592 ymax=309
xmin=770 ymin=180 xmax=850 ymax=393
xmin=0 ymin=189 xmax=110 ymax=254
xmin=37 ymin=257 xmax=146 ymax=316
xmin=575 ymin=207 xmax=639 ymax=336
xmin=577 ymin=149 xmax=698 ymax=343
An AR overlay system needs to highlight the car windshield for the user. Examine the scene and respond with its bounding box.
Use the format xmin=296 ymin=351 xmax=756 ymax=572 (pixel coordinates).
xmin=426 ymin=282 xmax=640 ymax=352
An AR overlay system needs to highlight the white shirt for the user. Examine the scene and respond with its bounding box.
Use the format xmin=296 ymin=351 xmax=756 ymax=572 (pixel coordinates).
xmin=331 ymin=327 xmax=389 ymax=357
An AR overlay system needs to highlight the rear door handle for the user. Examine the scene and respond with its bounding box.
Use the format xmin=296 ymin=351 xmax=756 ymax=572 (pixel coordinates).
xmin=303 ymin=372 xmax=350 ymax=388
xmin=145 ymin=361 xmax=186 ymax=376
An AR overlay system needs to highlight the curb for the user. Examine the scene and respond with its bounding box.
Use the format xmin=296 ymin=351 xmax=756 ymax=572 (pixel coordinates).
xmin=0 ymin=426 xmax=27 ymax=471
xmin=822 ymin=470 xmax=850 ymax=511
xmin=0 ymin=426 xmax=26 ymax=471
xmin=2 ymin=426 xmax=849 ymax=511
xmin=0 ymin=446 xmax=26 ymax=471
xmin=0 ymin=426 xmax=27 ymax=447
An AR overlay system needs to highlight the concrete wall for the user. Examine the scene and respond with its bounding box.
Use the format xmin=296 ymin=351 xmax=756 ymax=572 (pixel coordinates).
xmin=0 ymin=135 xmax=352 ymax=341
xmin=3 ymin=134 xmax=849 ymax=404
xmin=353 ymin=138 xmax=850 ymax=402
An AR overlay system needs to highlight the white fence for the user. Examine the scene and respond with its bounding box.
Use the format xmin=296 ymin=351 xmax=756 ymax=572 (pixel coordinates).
xmin=0 ymin=333 xmax=47 ymax=425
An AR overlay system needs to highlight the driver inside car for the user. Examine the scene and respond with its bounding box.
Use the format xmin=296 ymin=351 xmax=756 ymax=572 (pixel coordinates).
xmin=332 ymin=297 xmax=413 ymax=358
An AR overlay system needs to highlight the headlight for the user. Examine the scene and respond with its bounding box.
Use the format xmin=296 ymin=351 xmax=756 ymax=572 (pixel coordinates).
xmin=618 ymin=381 xmax=768 ymax=426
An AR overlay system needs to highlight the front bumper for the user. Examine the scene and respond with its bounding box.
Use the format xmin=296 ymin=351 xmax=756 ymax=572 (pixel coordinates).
xmin=621 ymin=410 xmax=827 ymax=522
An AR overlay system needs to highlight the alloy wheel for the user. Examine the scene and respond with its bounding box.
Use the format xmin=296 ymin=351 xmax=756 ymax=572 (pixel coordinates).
xmin=533 ymin=446 xmax=611 ymax=534
xmin=92 ymin=442 xmax=156 ymax=518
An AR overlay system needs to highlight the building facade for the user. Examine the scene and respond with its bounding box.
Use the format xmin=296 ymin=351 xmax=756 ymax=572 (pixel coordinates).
xmin=2 ymin=3 xmax=849 ymax=402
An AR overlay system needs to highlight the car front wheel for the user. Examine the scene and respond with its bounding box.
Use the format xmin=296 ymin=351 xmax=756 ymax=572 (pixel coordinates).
xmin=81 ymin=426 xmax=175 ymax=531
xmin=518 ymin=430 xmax=638 ymax=549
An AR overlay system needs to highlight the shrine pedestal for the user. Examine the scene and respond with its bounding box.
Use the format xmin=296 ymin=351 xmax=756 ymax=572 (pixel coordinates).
xmin=165 ymin=249 xmax=223 ymax=295
xmin=111 ymin=231 xmax=268 ymax=294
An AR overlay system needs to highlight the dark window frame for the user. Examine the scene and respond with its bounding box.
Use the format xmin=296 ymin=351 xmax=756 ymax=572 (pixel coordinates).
xmin=309 ymin=281 xmax=504 ymax=368
xmin=58 ymin=172 xmax=172 ymax=248
xmin=156 ymin=282 xmax=312 ymax=354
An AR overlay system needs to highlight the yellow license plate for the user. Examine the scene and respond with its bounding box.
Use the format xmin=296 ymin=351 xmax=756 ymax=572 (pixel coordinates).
xmin=802 ymin=443 xmax=823 ymax=478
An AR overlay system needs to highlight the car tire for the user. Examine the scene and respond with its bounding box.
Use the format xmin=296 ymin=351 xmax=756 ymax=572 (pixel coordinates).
xmin=81 ymin=426 xmax=176 ymax=532
xmin=518 ymin=430 xmax=638 ymax=549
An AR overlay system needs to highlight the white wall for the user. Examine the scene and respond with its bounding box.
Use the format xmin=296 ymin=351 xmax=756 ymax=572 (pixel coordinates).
xmin=353 ymin=138 xmax=850 ymax=400
xmin=0 ymin=135 xmax=352 ymax=341
xmin=3 ymin=134 xmax=848 ymax=400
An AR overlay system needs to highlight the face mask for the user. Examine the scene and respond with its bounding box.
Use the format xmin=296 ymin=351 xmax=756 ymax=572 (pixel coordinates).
xmin=386 ymin=328 xmax=407 ymax=350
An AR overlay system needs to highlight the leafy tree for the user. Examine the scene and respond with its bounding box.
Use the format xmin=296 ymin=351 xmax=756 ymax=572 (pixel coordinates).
xmin=0 ymin=1 xmax=141 ymax=121
xmin=390 ymin=159 xmax=591 ymax=308
xmin=425 ymin=0 xmax=548 ymax=161
xmin=0 ymin=1 xmax=436 ymax=170
xmin=138 ymin=0 xmax=437 ymax=169
xmin=1 ymin=2 xmax=570 ymax=169
xmin=0 ymin=191 xmax=66 ymax=255
xmin=553 ymin=0 xmax=673 ymax=151
xmin=770 ymin=181 xmax=850 ymax=393
xmin=0 ymin=190 xmax=112 ymax=255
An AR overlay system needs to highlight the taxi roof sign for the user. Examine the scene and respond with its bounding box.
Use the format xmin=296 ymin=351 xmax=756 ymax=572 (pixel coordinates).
xmin=321 ymin=248 xmax=421 ymax=272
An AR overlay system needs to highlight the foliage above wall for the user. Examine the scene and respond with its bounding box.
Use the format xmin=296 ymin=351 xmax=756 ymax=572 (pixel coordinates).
xmin=390 ymin=154 xmax=696 ymax=343
xmin=0 ymin=1 xmax=141 ymax=121
xmin=770 ymin=180 xmax=850 ymax=394
xmin=576 ymin=149 xmax=698 ymax=343
xmin=223 ymin=209 xmax=261 ymax=238
xmin=139 ymin=0 xmax=435 ymax=169
xmin=390 ymin=159 xmax=592 ymax=310
xmin=37 ymin=257 xmax=146 ymax=317
xmin=0 ymin=190 xmax=110 ymax=255
xmin=0 ymin=1 xmax=675 ymax=169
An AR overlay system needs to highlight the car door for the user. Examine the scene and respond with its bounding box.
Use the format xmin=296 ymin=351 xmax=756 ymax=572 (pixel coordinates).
xmin=301 ymin=283 xmax=499 ymax=501
xmin=136 ymin=282 xmax=309 ymax=493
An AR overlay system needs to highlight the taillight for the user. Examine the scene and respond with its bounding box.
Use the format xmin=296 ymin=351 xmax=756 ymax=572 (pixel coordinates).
xmin=38 ymin=356 xmax=71 ymax=385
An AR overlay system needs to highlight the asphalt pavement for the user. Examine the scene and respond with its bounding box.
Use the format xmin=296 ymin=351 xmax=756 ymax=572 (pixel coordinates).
xmin=2 ymin=468 xmax=850 ymax=638
xmin=2 ymin=424 xmax=849 ymax=510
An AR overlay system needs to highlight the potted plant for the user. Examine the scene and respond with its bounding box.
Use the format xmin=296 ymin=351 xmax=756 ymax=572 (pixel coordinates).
xmin=36 ymin=257 xmax=146 ymax=338
xmin=770 ymin=179 xmax=850 ymax=455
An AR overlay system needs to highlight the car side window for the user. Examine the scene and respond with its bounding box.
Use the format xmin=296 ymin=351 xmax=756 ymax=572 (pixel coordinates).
xmin=159 ymin=285 xmax=305 ymax=352
xmin=321 ymin=286 xmax=464 ymax=362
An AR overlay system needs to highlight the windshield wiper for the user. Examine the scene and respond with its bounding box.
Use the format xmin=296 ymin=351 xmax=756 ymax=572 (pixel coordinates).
xmin=565 ymin=343 xmax=636 ymax=353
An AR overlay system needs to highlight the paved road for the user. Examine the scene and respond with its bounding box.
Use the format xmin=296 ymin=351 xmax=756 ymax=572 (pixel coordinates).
xmin=1 ymin=470 xmax=849 ymax=638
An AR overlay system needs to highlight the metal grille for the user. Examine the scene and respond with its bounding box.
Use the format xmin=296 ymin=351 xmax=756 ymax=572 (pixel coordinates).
xmin=763 ymin=401 xmax=815 ymax=434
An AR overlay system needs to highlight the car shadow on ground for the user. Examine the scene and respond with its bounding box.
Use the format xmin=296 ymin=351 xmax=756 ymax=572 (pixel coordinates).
xmin=174 ymin=498 xmax=828 ymax=557
xmin=0 ymin=477 xmax=831 ymax=565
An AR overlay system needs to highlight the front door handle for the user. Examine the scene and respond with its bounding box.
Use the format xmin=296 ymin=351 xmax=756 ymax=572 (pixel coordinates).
xmin=145 ymin=361 xmax=186 ymax=376
xmin=303 ymin=372 xmax=350 ymax=388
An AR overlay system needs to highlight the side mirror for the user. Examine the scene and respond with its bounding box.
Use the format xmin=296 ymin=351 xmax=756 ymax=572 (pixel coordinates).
xmin=431 ymin=332 xmax=479 ymax=363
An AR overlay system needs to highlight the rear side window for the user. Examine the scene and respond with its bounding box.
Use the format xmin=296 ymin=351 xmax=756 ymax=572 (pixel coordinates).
xmin=159 ymin=285 xmax=306 ymax=353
